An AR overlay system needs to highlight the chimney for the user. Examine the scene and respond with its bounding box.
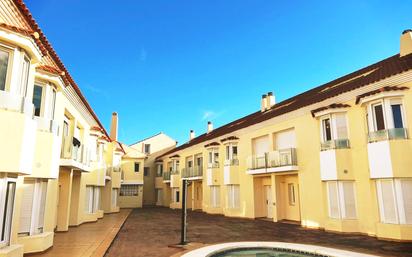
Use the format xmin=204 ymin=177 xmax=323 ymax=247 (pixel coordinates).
xmin=261 ymin=94 xmax=267 ymax=112
xmin=110 ymin=112 xmax=118 ymax=141
xmin=267 ymin=92 xmax=276 ymax=109
xmin=400 ymin=29 xmax=412 ymax=57
xmin=207 ymin=121 xmax=213 ymax=133
xmin=189 ymin=130 xmax=195 ymax=140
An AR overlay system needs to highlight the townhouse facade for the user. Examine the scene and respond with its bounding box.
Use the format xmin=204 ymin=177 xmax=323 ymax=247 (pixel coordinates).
xmin=156 ymin=31 xmax=412 ymax=241
xmin=0 ymin=1 xmax=144 ymax=256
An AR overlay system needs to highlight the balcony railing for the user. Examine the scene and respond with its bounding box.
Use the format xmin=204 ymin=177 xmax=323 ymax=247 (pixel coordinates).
xmin=163 ymin=171 xmax=171 ymax=180
xmin=156 ymin=171 xmax=163 ymax=177
xmin=207 ymin=162 xmax=220 ymax=169
xmin=368 ymin=128 xmax=408 ymax=143
xmin=61 ymin=136 xmax=91 ymax=167
xmin=182 ymin=166 xmax=203 ymax=178
xmin=171 ymin=168 xmax=179 ymax=175
xmin=34 ymin=116 xmax=59 ymax=134
xmin=247 ymin=148 xmax=297 ymax=170
xmin=224 ymin=159 xmax=239 ymax=166
xmin=0 ymin=90 xmax=34 ymax=115
xmin=321 ymin=139 xmax=350 ymax=151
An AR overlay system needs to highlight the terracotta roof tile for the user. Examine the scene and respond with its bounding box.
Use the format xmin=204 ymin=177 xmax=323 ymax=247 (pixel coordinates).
xmin=158 ymin=53 xmax=412 ymax=159
xmin=204 ymin=142 xmax=220 ymax=148
xmin=311 ymin=103 xmax=351 ymax=117
xmin=355 ymin=86 xmax=409 ymax=104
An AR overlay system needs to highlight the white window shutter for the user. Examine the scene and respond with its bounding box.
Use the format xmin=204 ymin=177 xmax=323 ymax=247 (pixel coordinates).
xmin=37 ymin=181 xmax=48 ymax=230
xmin=275 ymin=129 xmax=296 ymax=149
xmin=334 ymin=113 xmax=348 ymax=139
xmin=327 ymin=182 xmax=340 ymax=219
xmin=379 ymin=180 xmax=398 ymax=224
xmin=341 ymin=181 xmax=357 ymax=219
xmin=400 ymin=179 xmax=412 ymax=224
xmin=19 ymin=181 xmax=35 ymax=234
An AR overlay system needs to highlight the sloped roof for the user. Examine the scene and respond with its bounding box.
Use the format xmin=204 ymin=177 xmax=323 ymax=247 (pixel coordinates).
xmin=158 ymin=52 xmax=412 ymax=159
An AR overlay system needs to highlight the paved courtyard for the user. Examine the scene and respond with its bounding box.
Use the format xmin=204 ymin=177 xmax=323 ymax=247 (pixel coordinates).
xmin=105 ymin=207 xmax=412 ymax=257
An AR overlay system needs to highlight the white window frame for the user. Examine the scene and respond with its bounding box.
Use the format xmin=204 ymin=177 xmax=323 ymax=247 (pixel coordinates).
xmin=0 ymin=177 xmax=17 ymax=248
xmin=376 ymin=178 xmax=412 ymax=224
xmin=227 ymin=185 xmax=240 ymax=209
xmin=111 ymin=188 xmax=118 ymax=208
xmin=18 ymin=54 xmax=30 ymax=97
xmin=207 ymin=148 xmax=219 ymax=168
xmin=225 ymin=143 xmax=238 ymax=161
xmin=367 ymin=98 xmax=407 ymax=132
xmin=319 ymin=113 xmax=349 ymax=143
xmin=210 ymin=186 xmax=220 ymax=208
xmin=326 ymin=181 xmax=357 ymax=220
xmin=0 ymin=44 xmax=13 ymax=92
xmin=18 ymin=179 xmax=48 ymax=237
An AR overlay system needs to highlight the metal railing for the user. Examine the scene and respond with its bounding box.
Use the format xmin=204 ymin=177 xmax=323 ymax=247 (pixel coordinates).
xmin=182 ymin=166 xmax=203 ymax=178
xmin=156 ymin=171 xmax=163 ymax=177
xmin=61 ymin=136 xmax=91 ymax=166
xmin=368 ymin=128 xmax=408 ymax=143
xmin=224 ymin=159 xmax=239 ymax=166
xmin=207 ymin=162 xmax=220 ymax=169
xmin=247 ymin=148 xmax=297 ymax=170
xmin=163 ymin=171 xmax=171 ymax=180
xmin=321 ymin=139 xmax=350 ymax=151
xmin=171 ymin=168 xmax=179 ymax=175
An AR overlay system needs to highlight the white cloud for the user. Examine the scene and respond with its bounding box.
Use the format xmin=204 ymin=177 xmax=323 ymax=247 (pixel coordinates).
xmin=201 ymin=110 xmax=224 ymax=121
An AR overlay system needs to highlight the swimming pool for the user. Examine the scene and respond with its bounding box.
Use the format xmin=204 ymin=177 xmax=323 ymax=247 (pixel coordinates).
xmin=210 ymin=247 xmax=323 ymax=257
xmin=181 ymin=242 xmax=378 ymax=257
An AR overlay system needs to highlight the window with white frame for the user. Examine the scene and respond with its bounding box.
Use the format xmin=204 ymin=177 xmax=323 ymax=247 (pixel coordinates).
xmin=156 ymin=163 xmax=163 ymax=177
xmin=225 ymin=144 xmax=238 ymax=164
xmin=85 ymin=186 xmax=94 ymax=214
xmin=0 ymin=177 xmax=16 ymax=248
xmin=111 ymin=188 xmax=118 ymax=208
xmin=326 ymin=181 xmax=357 ymax=219
xmin=0 ymin=47 xmax=11 ymax=91
xmin=376 ymin=179 xmax=412 ymax=224
xmin=32 ymin=85 xmax=43 ymax=117
xmin=120 ymin=184 xmax=139 ymax=196
xmin=18 ymin=55 xmax=30 ymax=97
xmin=144 ymin=144 xmax=151 ymax=154
xmin=320 ymin=113 xmax=348 ymax=143
xmin=93 ymin=187 xmax=101 ymax=213
xmin=18 ymin=179 xmax=48 ymax=236
xmin=208 ymin=148 xmax=219 ymax=167
xmin=210 ymin=186 xmax=220 ymax=208
xmin=227 ymin=185 xmax=240 ymax=209
xmin=172 ymin=188 xmax=180 ymax=203
xmin=367 ymin=98 xmax=406 ymax=132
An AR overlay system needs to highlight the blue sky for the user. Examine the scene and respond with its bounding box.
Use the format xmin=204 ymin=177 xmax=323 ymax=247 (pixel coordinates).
xmin=26 ymin=0 xmax=411 ymax=145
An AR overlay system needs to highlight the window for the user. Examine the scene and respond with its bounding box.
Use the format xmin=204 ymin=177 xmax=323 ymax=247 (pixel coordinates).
xmin=144 ymin=167 xmax=150 ymax=176
xmin=18 ymin=179 xmax=48 ymax=236
xmin=322 ymin=118 xmax=332 ymax=141
xmin=288 ymin=183 xmax=296 ymax=206
xmin=93 ymin=187 xmax=101 ymax=213
xmin=225 ymin=144 xmax=238 ymax=161
xmin=111 ymin=189 xmax=118 ymax=208
xmin=0 ymin=178 xmax=16 ymax=247
xmin=49 ymin=88 xmax=57 ymax=120
xmin=19 ymin=55 xmax=30 ymax=97
xmin=210 ymin=186 xmax=220 ymax=208
xmin=134 ymin=162 xmax=140 ymax=172
xmin=32 ymin=85 xmax=43 ymax=117
xmin=156 ymin=164 xmax=163 ymax=177
xmin=120 ymin=185 xmax=139 ymax=196
xmin=372 ymin=103 xmax=386 ymax=131
xmin=326 ymin=181 xmax=357 ymax=219
xmin=320 ymin=114 xmax=348 ymax=142
xmin=376 ymin=179 xmax=412 ymax=224
xmin=227 ymin=185 xmax=240 ymax=209
xmin=85 ymin=186 xmax=94 ymax=214
xmin=187 ymin=160 xmax=193 ymax=168
xmin=144 ymin=144 xmax=151 ymax=154
xmin=172 ymin=188 xmax=180 ymax=203
xmin=0 ymin=48 xmax=10 ymax=91
xmin=208 ymin=148 xmax=219 ymax=167
xmin=391 ymin=103 xmax=404 ymax=128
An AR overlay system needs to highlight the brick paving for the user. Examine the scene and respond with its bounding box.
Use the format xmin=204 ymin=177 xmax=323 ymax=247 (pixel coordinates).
xmin=105 ymin=207 xmax=412 ymax=257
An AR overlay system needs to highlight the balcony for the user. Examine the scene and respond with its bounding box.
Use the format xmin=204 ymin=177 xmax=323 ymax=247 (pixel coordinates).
xmin=368 ymin=128 xmax=408 ymax=143
xmin=247 ymin=148 xmax=298 ymax=175
xmin=320 ymin=143 xmax=353 ymax=181
xmin=367 ymin=128 xmax=411 ymax=178
xmin=60 ymin=136 xmax=91 ymax=171
xmin=182 ymin=166 xmax=203 ymax=180
xmin=0 ymin=91 xmax=36 ymax=175
xmin=163 ymin=171 xmax=171 ymax=183
xmin=321 ymin=139 xmax=350 ymax=151
xmin=224 ymin=159 xmax=239 ymax=166
xmin=34 ymin=116 xmax=59 ymax=134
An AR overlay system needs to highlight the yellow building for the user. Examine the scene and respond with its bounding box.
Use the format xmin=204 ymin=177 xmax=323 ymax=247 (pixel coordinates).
xmin=0 ymin=1 xmax=138 ymax=256
xmin=157 ymin=31 xmax=412 ymax=241
xmin=129 ymin=132 xmax=177 ymax=206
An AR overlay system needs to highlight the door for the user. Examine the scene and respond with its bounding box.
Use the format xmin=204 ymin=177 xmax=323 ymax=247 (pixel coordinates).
xmin=265 ymin=186 xmax=273 ymax=218
xmin=282 ymin=175 xmax=301 ymax=221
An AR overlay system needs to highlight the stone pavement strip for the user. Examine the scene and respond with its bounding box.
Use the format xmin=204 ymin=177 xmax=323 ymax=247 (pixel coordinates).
xmin=105 ymin=207 xmax=412 ymax=257
xmin=29 ymin=209 xmax=131 ymax=257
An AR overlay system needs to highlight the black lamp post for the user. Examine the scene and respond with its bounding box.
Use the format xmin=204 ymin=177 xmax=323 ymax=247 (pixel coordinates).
xmin=180 ymin=178 xmax=188 ymax=245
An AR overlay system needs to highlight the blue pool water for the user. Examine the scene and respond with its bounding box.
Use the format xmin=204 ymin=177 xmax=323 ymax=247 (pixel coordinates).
xmin=210 ymin=247 xmax=324 ymax=257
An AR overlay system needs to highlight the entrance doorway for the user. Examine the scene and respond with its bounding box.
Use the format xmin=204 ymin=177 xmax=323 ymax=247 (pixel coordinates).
xmin=276 ymin=174 xmax=300 ymax=222
xmin=265 ymin=185 xmax=273 ymax=218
